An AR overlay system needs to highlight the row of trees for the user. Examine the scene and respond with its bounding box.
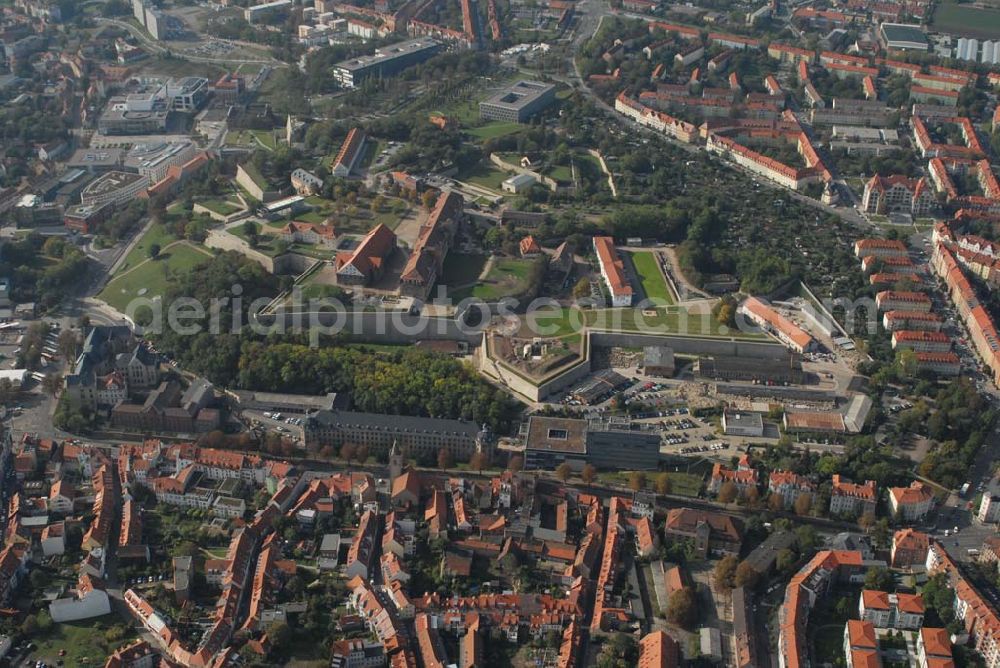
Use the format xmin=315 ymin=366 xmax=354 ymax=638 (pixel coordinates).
xmin=238 ymin=342 xmax=520 ymax=434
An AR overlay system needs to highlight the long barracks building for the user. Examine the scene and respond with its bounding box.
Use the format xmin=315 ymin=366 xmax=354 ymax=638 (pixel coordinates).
xmin=304 ymin=409 xmax=492 ymax=462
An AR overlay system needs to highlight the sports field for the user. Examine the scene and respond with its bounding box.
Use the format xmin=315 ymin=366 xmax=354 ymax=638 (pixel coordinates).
xmin=932 ymin=1 xmax=1000 ymax=38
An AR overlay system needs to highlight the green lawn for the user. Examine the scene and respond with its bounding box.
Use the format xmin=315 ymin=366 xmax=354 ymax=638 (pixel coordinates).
xmin=299 ymin=283 xmax=345 ymax=300
xmin=100 ymin=244 xmax=212 ymax=313
xmin=224 ymin=130 xmax=253 ymax=146
xmin=932 ymin=1 xmax=1000 ymax=38
xmin=604 ymin=470 xmax=703 ymax=496
xmin=198 ymin=199 xmax=241 ymax=216
xmin=115 ymin=223 xmax=179 ymax=276
xmin=466 ymin=121 xmax=525 ymax=140
xmin=439 ymin=252 xmax=489 ymax=286
xmin=628 ymin=251 xmax=674 ymax=305
xmin=462 ymin=164 xmax=510 ymax=192
xmin=662 ymin=471 xmax=703 ymax=496
xmin=432 ymin=99 xmax=481 ymax=125
xmin=452 ymin=257 xmax=535 ymax=300
xmin=249 ymin=129 xmax=277 ymax=150
xmin=579 ymin=152 xmax=603 ymax=172
xmin=584 ymin=307 xmax=763 ymax=338
xmin=549 ymin=164 xmax=573 ymax=183
xmin=302 ymin=195 xmax=408 ymax=233
xmin=521 ymin=305 xmax=765 ymax=338
xmin=526 ymin=306 xmax=587 ymax=337
xmin=29 ymin=618 xmax=135 ymax=667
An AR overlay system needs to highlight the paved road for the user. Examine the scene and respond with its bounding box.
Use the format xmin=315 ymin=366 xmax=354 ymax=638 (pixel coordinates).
xmin=96 ymin=17 xmax=285 ymax=66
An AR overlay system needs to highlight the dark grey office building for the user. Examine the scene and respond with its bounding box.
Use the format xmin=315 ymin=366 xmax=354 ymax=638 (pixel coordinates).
xmin=479 ymin=80 xmax=557 ymax=122
xmin=332 ymin=38 xmax=442 ymax=88
xmin=522 ymin=415 xmax=663 ymax=471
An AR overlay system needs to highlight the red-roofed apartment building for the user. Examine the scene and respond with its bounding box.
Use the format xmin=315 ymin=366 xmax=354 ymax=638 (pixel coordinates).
xmin=829 ymin=475 xmax=877 ymax=517
xmin=855 ymin=238 xmax=909 ymax=259
xmin=593 ymin=236 xmax=633 ymax=306
xmin=708 ymin=462 xmax=758 ymax=496
xmin=862 ymin=175 xmax=935 ymax=216
xmin=768 ymin=470 xmax=815 ymax=508
xmin=888 ymin=482 xmax=934 ymax=521
xmin=891 ymin=528 xmax=931 ymax=568
xmin=916 ymin=627 xmax=953 ymax=668
xmin=739 ymin=296 xmax=815 ymax=353
xmin=843 ymin=619 xmax=881 ymax=668
xmin=638 ymin=630 xmax=679 ymax=668
xmin=858 ymin=589 xmax=924 ymax=629
xmin=778 ymin=550 xmax=866 ymax=668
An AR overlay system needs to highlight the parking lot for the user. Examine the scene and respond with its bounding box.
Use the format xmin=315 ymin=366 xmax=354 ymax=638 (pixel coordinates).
xmin=243 ymin=409 xmax=305 ymax=443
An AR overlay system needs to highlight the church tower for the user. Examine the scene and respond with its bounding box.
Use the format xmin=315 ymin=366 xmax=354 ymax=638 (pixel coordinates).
xmin=388 ymin=440 xmax=403 ymax=482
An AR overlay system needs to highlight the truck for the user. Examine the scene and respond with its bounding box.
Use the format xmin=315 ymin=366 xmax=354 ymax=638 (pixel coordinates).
xmin=960 ymin=482 xmax=971 ymax=497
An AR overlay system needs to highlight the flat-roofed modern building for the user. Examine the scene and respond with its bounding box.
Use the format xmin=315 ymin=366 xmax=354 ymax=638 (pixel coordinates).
xmin=98 ymin=99 xmax=168 ymax=135
xmin=523 ymin=416 xmax=588 ymax=470
xmin=586 ymin=421 xmax=661 ymax=470
xmin=479 ymin=80 xmax=557 ymax=122
xmin=332 ymin=38 xmax=442 ymax=88
xmin=124 ymin=142 xmax=196 ymax=183
xmin=66 ymin=148 xmax=124 ymax=173
xmin=722 ymin=410 xmax=764 ymax=437
xmin=80 ymin=171 xmax=148 ymax=208
xmin=522 ymin=415 xmax=663 ymax=471
xmin=879 ymin=23 xmax=930 ymax=52
xmin=695 ymin=352 xmax=805 ymax=384
xmin=163 ymin=77 xmax=209 ymax=111
xmin=244 ymin=0 xmax=292 ymax=23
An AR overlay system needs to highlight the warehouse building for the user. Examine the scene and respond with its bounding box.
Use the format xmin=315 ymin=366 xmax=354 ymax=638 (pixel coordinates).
xmin=695 ymin=353 xmax=805 ymax=384
xmin=879 ymin=23 xmax=930 ymax=52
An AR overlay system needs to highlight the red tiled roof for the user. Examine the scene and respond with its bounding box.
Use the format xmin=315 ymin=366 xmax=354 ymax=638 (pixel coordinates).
xmin=741 ymin=297 xmax=813 ymax=350
xmin=921 ymin=627 xmax=952 ymax=658
xmin=337 ymin=223 xmax=396 ymax=280
xmin=594 ymin=236 xmax=633 ymax=299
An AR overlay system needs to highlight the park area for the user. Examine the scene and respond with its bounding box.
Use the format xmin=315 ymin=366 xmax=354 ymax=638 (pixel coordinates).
xmin=932 ymin=1 xmax=1000 ymax=38
xmin=196 ymin=198 xmax=243 ymax=217
xmin=114 ymin=223 xmax=178 ymax=275
xmin=438 ymin=252 xmax=489 ymax=288
xmin=628 ymin=250 xmax=675 ymax=305
xmin=28 ymin=617 xmax=136 ymax=667
xmin=297 ymin=195 xmax=409 ymax=234
xmin=462 ymin=164 xmax=511 ymax=193
xmin=451 ymin=257 xmax=538 ymax=301
xmin=99 ymin=242 xmax=213 ymax=313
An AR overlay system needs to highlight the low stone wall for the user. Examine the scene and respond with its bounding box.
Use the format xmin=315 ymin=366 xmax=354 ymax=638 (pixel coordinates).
xmin=204 ymin=229 xmax=318 ymax=275
xmin=254 ymin=309 xmax=487 ymax=344
xmin=192 ymin=203 xmax=248 ymax=224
